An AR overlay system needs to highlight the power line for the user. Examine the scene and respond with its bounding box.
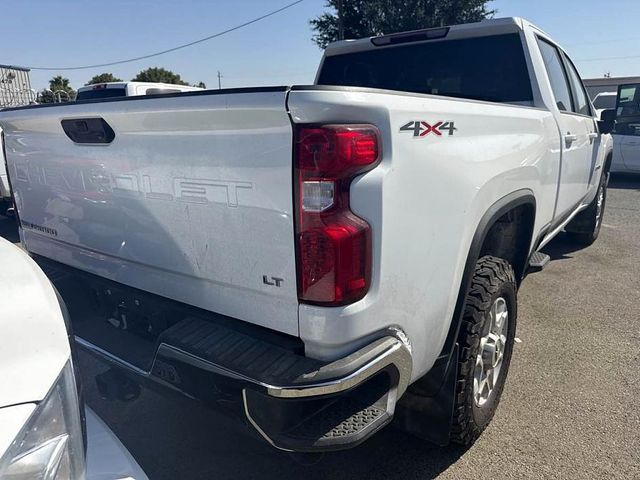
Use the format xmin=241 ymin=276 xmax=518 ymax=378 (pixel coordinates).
xmin=565 ymin=36 xmax=640 ymax=47
xmin=26 ymin=0 xmax=305 ymax=71
xmin=225 ymin=69 xmax=314 ymax=80
xmin=576 ymin=54 xmax=640 ymax=63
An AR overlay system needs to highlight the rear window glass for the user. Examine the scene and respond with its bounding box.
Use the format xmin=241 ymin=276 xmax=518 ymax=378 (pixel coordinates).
xmin=76 ymin=87 xmax=126 ymax=101
xmin=317 ymin=33 xmax=533 ymax=104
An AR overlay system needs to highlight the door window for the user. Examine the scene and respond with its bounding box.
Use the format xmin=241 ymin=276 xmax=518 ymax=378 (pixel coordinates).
xmin=536 ymin=38 xmax=573 ymax=112
xmin=615 ymin=84 xmax=640 ymax=136
xmin=563 ymin=56 xmax=591 ymax=116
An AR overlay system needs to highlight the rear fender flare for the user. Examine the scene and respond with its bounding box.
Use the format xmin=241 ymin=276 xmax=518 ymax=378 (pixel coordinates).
xmin=413 ymin=189 xmax=536 ymax=395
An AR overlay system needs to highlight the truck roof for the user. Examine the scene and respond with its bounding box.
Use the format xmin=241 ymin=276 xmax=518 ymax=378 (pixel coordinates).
xmin=323 ymin=17 xmax=548 ymax=57
xmin=77 ymin=81 xmax=203 ymax=93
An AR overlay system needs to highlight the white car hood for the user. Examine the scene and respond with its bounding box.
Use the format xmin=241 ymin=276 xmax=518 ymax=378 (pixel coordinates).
xmin=0 ymin=238 xmax=70 ymax=407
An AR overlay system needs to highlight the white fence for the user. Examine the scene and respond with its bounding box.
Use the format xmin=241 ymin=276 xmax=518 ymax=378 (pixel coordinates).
xmin=0 ymin=65 xmax=36 ymax=108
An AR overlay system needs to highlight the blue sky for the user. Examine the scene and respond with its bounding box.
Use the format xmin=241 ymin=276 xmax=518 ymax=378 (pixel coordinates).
xmin=4 ymin=0 xmax=640 ymax=91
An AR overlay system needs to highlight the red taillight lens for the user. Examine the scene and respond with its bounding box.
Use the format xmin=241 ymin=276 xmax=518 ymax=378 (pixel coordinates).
xmin=295 ymin=125 xmax=381 ymax=306
xmin=297 ymin=127 xmax=379 ymax=177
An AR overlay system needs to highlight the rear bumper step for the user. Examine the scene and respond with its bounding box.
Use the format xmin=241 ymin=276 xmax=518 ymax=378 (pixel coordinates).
xmin=40 ymin=256 xmax=412 ymax=451
xmin=80 ymin=316 xmax=412 ymax=452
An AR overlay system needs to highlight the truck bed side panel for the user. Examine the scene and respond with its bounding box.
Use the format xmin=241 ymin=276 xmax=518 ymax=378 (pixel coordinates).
xmin=288 ymin=88 xmax=558 ymax=379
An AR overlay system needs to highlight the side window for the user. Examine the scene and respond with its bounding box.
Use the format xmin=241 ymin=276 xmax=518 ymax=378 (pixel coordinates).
xmin=615 ymin=84 xmax=640 ymax=136
xmin=145 ymin=88 xmax=181 ymax=95
xmin=617 ymin=85 xmax=640 ymax=116
xmin=563 ymin=55 xmax=591 ymax=116
xmin=536 ymin=38 xmax=573 ymax=112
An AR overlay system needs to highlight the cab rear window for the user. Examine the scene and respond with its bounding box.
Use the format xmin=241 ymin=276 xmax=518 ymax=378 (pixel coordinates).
xmin=317 ymin=33 xmax=533 ymax=104
xmin=76 ymin=87 xmax=127 ymax=101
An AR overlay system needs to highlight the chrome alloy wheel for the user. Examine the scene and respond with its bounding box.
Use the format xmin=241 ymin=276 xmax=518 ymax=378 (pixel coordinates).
xmin=473 ymin=297 xmax=509 ymax=407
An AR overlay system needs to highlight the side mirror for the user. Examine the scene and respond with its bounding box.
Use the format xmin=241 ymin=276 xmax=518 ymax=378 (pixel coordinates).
xmin=598 ymin=109 xmax=616 ymax=134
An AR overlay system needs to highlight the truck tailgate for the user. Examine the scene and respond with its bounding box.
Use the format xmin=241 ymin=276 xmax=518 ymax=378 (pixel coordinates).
xmin=0 ymin=88 xmax=299 ymax=335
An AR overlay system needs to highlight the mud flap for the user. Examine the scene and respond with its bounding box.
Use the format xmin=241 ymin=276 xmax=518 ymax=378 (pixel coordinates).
xmin=393 ymin=343 xmax=459 ymax=446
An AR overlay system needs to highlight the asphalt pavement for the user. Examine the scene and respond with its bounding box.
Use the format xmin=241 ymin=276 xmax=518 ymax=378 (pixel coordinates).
xmin=3 ymin=174 xmax=639 ymax=479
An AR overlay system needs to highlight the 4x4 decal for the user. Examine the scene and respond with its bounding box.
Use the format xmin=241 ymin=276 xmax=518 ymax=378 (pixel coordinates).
xmin=400 ymin=121 xmax=457 ymax=137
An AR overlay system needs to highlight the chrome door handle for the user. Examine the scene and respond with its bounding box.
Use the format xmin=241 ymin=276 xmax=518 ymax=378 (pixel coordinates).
xmin=588 ymin=132 xmax=598 ymax=144
xmin=564 ymin=133 xmax=577 ymax=146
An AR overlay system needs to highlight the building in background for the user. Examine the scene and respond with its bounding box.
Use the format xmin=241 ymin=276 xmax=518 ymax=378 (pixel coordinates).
xmin=0 ymin=64 xmax=35 ymax=108
xmin=584 ymin=76 xmax=640 ymax=99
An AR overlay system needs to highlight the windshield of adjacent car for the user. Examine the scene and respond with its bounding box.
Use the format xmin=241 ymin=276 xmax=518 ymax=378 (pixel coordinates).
xmin=593 ymin=94 xmax=616 ymax=110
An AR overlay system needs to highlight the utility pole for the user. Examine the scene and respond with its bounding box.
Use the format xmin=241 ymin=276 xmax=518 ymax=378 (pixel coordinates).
xmin=217 ymin=71 xmax=223 ymax=89
xmin=337 ymin=0 xmax=344 ymax=41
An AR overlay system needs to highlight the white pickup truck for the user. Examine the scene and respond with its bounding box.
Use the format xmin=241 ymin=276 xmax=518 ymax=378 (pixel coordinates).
xmin=0 ymin=17 xmax=613 ymax=452
xmin=75 ymin=81 xmax=204 ymax=101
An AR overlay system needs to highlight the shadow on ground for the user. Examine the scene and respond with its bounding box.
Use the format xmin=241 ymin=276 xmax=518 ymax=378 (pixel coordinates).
xmin=79 ymin=352 xmax=467 ymax=480
xmin=539 ymin=174 xmax=637 ymax=261
xmin=541 ymin=232 xmax=587 ymax=261
xmin=609 ymin=172 xmax=640 ymax=191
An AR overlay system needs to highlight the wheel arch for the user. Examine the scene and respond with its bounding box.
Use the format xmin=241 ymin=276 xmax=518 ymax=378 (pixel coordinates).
xmin=411 ymin=189 xmax=536 ymax=396
xmin=604 ymin=151 xmax=613 ymax=174
xmin=444 ymin=188 xmax=535 ymax=354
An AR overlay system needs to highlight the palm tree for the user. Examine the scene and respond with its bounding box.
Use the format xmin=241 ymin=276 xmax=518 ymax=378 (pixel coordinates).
xmin=44 ymin=75 xmax=75 ymax=102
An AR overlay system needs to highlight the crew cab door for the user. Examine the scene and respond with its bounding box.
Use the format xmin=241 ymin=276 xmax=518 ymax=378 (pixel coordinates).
xmin=536 ymin=38 xmax=595 ymax=218
xmin=614 ymin=83 xmax=640 ymax=172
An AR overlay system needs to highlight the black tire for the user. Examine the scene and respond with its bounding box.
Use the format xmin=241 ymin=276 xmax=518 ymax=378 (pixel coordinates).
xmin=565 ymin=170 xmax=608 ymax=246
xmin=450 ymin=256 xmax=517 ymax=445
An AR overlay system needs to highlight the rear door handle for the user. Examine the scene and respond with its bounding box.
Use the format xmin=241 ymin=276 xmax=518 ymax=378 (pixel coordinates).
xmin=564 ymin=133 xmax=577 ymax=146
xmin=587 ymin=132 xmax=598 ymax=144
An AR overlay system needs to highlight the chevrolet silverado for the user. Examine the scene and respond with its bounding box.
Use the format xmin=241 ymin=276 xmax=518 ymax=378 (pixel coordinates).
xmin=0 ymin=17 xmax=614 ymax=451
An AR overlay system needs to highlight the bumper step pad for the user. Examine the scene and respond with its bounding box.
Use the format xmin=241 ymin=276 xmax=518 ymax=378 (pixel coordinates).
xmin=156 ymin=317 xmax=323 ymax=386
xmin=154 ymin=317 xmax=411 ymax=452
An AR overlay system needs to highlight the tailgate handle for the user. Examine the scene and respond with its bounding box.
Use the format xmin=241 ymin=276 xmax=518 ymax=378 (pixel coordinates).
xmin=61 ymin=118 xmax=115 ymax=144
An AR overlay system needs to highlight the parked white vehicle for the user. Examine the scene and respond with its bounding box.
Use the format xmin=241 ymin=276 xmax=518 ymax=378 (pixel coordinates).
xmin=75 ymin=81 xmax=203 ymax=101
xmin=0 ymin=237 xmax=147 ymax=479
xmin=610 ymin=83 xmax=640 ymax=173
xmin=592 ymin=91 xmax=616 ymax=117
xmin=0 ymin=17 xmax=614 ymax=452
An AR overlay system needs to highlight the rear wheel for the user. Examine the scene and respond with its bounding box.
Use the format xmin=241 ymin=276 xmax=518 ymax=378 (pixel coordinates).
xmin=566 ymin=170 xmax=608 ymax=246
xmin=451 ymin=256 xmax=517 ymax=445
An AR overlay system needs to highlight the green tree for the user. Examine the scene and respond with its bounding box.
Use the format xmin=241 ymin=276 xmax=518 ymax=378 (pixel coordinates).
xmin=310 ymin=0 xmax=495 ymax=48
xmin=49 ymin=75 xmax=74 ymax=94
xmin=132 ymin=67 xmax=188 ymax=85
xmin=38 ymin=75 xmax=75 ymax=103
xmin=86 ymin=73 xmax=122 ymax=85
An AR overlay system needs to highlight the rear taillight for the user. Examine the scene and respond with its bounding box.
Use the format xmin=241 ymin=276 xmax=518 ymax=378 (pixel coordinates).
xmin=294 ymin=125 xmax=381 ymax=306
